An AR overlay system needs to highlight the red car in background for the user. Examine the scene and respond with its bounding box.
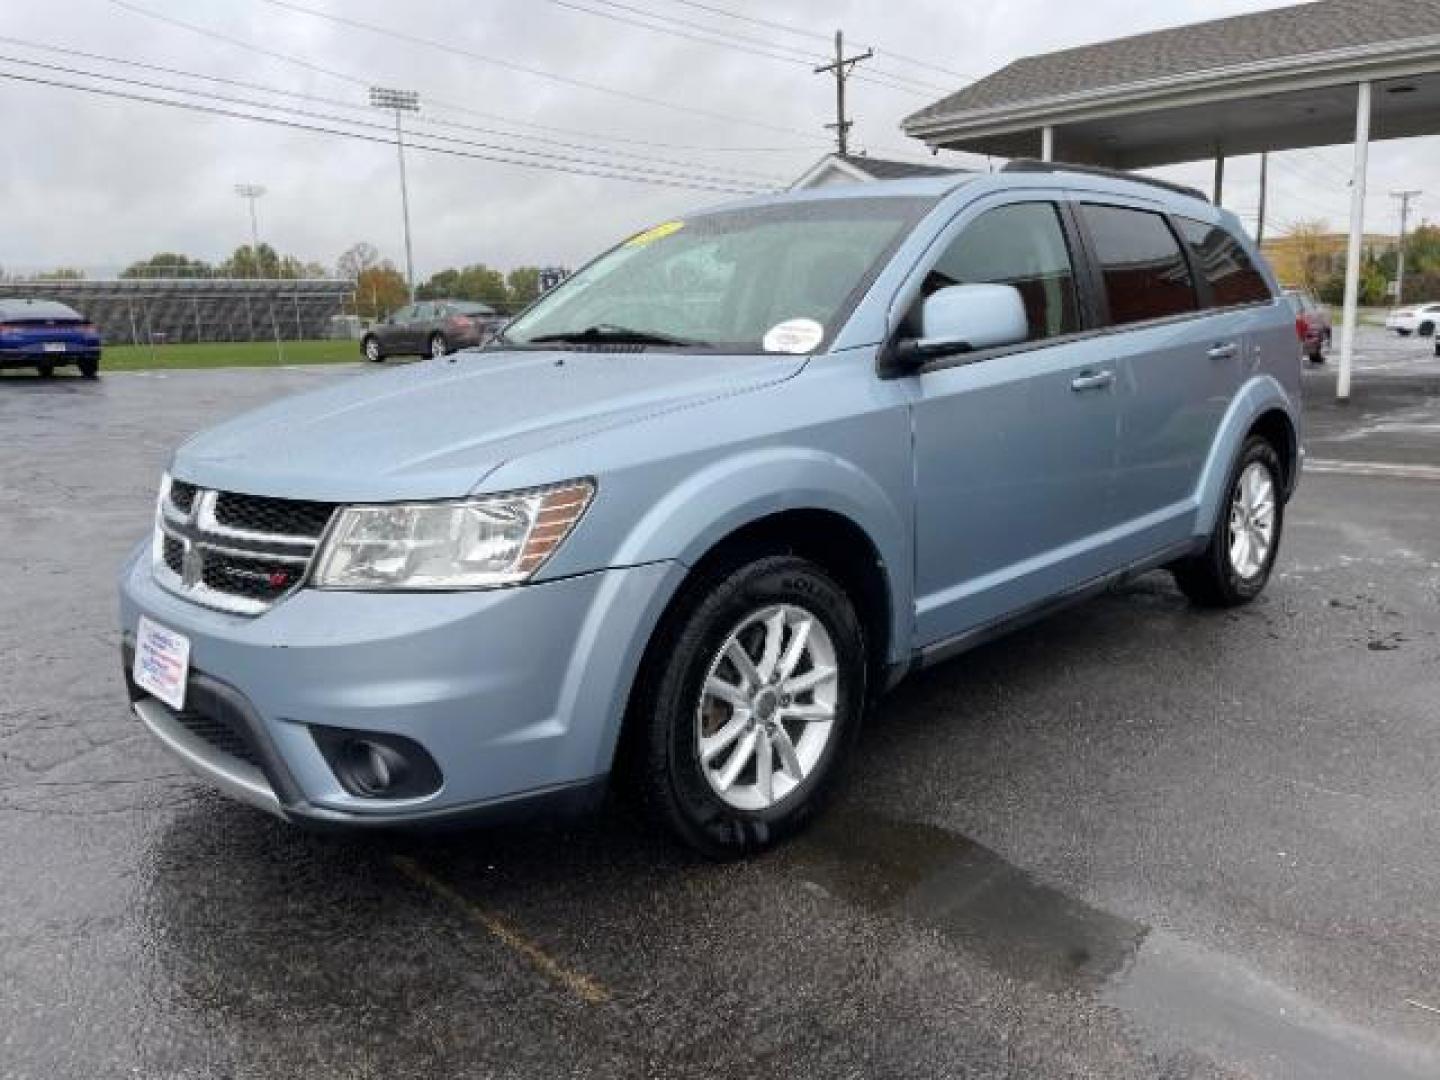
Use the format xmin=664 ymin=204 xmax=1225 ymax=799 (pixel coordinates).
xmin=1283 ymin=287 xmax=1332 ymax=363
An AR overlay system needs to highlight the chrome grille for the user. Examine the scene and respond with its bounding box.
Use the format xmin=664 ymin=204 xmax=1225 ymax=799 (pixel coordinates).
xmin=153 ymin=476 xmax=336 ymax=615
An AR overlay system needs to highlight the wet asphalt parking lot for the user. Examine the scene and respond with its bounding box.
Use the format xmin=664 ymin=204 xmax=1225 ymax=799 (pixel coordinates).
xmin=2 ymin=325 xmax=1439 ymax=1079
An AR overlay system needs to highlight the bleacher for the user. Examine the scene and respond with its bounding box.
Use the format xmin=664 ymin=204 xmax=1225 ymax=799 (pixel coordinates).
xmin=0 ymin=278 xmax=356 ymax=344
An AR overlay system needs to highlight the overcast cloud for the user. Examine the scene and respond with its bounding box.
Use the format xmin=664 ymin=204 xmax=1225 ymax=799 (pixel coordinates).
xmin=2 ymin=0 xmax=1435 ymax=280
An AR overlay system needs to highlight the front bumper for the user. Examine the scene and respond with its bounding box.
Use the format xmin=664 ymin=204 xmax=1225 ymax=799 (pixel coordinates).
xmin=118 ymin=543 xmax=681 ymax=826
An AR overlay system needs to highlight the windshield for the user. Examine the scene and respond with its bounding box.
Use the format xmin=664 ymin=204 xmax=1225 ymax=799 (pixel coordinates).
xmin=501 ymin=196 xmax=935 ymax=353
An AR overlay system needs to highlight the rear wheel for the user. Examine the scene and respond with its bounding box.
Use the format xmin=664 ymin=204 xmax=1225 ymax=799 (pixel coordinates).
xmin=78 ymin=356 xmax=99 ymax=378
xmin=627 ymin=555 xmax=866 ymax=857
xmin=1172 ymin=436 xmax=1284 ymax=607
xmin=1420 ymin=321 xmax=1435 ymax=338
xmin=362 ymin=336 xmax=382 ymax=363
xmin=36 ymin=363 xmax=54 ymax=378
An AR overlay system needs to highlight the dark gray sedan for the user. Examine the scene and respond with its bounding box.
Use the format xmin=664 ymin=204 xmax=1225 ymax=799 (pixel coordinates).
xmin=361 ymin=300 xmax=506 ymax=362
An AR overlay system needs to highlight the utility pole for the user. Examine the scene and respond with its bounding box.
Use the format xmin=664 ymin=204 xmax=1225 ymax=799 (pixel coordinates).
xmin=370 ymin=85 xmax=420 ymax=300
xmin=1256 ymin=152 xmax=1269 ymax=244
xmin=1391 ymin=189 xmax=1421 ymax=305
xmin=813 ymin=30 xmax=872 ymax=156
xmin=234 ymin=184 xmax=266 ymax=277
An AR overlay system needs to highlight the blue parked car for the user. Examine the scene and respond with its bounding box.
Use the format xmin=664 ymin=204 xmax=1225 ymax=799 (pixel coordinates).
xmin=0 ymin=299 xmax=102 ymax=377
xmin=119 ymin=163 xmax=1301 ymax=855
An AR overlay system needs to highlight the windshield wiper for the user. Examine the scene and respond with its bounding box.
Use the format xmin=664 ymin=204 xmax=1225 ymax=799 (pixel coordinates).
xmin=526 ymin=324 xmax=703 ymax=347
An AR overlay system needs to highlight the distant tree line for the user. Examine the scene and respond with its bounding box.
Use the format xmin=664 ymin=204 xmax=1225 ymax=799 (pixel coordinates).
xmin=1280 ymin=219 xmax=1440 ymax=306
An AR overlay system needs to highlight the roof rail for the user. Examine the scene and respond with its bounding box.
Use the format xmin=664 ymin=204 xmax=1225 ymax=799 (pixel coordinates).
xmin=1001 ymin=159 xmax=1210 ymax=203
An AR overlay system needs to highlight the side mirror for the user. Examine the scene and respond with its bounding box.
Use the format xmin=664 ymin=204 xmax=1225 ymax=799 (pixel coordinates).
xmin=887 ymin=284 xmax=1028 ymax=373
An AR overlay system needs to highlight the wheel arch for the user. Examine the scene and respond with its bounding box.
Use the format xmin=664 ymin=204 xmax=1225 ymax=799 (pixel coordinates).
xmin=607 ymin=506 xmax=897 ymax=782
xmin=1193 ymin=376 xmax=1300 ymax=538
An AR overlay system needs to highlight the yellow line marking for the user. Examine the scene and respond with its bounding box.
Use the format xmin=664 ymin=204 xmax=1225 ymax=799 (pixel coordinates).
xmin=392 ymin=855 xmax=611 ymax=1005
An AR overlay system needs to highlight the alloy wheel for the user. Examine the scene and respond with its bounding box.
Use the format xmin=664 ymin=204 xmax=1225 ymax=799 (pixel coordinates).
xmin=695 ymin=603 xmax=838 ymax=811
xmin=1227 ymin=461 xmax=1276 ymax=580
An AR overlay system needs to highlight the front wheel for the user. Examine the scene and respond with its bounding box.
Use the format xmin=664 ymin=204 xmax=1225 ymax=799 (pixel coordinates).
xmin=362 ymin=336 xmax=382 ymax=363
xmin=1172 ymin=436 xmax=1284 ymax=607
xmin=1420 ymin=322 xmax=1435 ymax=338
xmin=429 ymin=333 xmax=448 ymax=359
xmin=628 ymin=555 xmax=866 ymax=857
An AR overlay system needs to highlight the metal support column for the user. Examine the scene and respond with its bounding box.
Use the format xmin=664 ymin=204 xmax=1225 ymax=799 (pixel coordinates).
xmin=1040 ymin=125 xmax=1054 ymax=162
xmin=1338 ymin=81 xmax=1372 ymax=402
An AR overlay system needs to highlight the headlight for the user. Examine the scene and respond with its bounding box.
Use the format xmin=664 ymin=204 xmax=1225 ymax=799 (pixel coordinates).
xmin=311 ymin=480 xmax=594 ymax=591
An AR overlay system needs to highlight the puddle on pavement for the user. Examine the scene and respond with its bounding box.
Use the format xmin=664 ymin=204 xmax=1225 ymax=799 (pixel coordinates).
xmin=786 ymin=810 xmax=1148 ymax=991
xmin=788 ymin=811 xmax=1440 ymax=1078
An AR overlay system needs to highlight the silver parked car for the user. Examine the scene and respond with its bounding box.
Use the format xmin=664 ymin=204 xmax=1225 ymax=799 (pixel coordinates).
xmin=121 ymin=163 xmax=1300 ymax=855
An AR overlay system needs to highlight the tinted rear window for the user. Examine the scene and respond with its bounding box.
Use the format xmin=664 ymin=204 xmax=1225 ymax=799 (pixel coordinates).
xmin=1176 ymin=218 xmax=1272 ymax=306
xmin=1080 ymin=204 xmax=1197 ymax=325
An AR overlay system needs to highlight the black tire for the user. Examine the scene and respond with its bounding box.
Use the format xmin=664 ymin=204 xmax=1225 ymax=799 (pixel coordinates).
xmin=36 ymin=363 xmax=54 ymax=378
xmin=1420 ymin=322 xmax=1435 ymax=338
xmin=78 ymin=356 xmax=99 ymax=378
xmin=1172 ymin=436 xmax=1285 ymax=608
xmin=1397 ymin=329 xmax=1412 ymax=337
xmin=626 ymin=555 xmax=867 ymax=858
xmin=361 ymin=336 xmax=383 ymax=363
xmin=428 ymin=333 xmax=448 ymax=359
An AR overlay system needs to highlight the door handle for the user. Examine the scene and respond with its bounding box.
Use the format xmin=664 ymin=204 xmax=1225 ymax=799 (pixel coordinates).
xmin=1207 ymin=342 xmax=1239 ymax=360
xmin=1070 ymin=369 xmax=1115 ymax=391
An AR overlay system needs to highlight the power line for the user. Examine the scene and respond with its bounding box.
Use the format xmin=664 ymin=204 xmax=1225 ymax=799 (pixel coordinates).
xmin=648 ymin=0 xmax=980 ymax=82
xmin=242 ymin=0 xmax=830 ymax=141
xmin=0 ymin=52 xmax=777 ymax=190
xmin=0 ymin=35 xmax=788 ymax=183
xmin=0 ymin=64 xmax=772 ymax=195
xmin=107 ymin=0 xmax=827 ymax=156
xmin=542 ymin=0 xmax=949 ymax=97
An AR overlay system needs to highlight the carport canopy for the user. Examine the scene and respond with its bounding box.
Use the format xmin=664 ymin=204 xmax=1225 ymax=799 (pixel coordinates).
xmin=903 ymin=0 xmax=1440 ymax=400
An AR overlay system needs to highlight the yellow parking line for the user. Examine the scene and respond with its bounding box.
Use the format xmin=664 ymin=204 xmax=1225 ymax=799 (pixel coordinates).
xmin=391 ymin=855 xmax=611 ymax=1005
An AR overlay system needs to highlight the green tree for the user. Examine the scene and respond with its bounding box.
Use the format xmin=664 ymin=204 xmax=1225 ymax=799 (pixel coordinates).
xmin=417 ymin=264 xmax=507 ymax=305
xmin=33 ymin=267 xmax=86 ymax=280
xmin=1404 ymin=222 xmax=1440 ymax=277
xmin=506 ymin=265 xmax=541 ymax=308
xmin=218 ymin=244 xmax=316 ymax=279
xmin=121 ymin=252 xmax=212 ymax=279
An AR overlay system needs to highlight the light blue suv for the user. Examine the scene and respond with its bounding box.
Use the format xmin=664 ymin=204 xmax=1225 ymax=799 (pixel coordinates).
xmin=119 ymin=163 xmax=1301 ymax=855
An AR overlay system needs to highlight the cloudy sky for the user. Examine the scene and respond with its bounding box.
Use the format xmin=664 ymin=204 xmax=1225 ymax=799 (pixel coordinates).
xmin=2 ymin=0 xmax=1435 ymax=280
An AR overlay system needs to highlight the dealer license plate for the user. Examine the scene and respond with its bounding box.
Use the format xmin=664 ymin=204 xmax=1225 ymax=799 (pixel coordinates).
xmin=133 ymin=616 xmax=190 ymax=710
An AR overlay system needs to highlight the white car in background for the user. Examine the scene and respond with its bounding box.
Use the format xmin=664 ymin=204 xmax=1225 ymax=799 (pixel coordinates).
xmin=1385 ymin=302 xmax=1440 ymax=336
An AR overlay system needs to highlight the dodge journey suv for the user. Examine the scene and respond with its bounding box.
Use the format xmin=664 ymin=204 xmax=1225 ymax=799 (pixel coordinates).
xmin=120 ymin=163 xmax=1301 ymax=856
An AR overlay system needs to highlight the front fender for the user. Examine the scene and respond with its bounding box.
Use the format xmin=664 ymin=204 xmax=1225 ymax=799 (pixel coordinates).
xmin=1192 ymin=374 xmax=1301 ymax=539
xmin=611 ymin=446 xmax=914 ymax=667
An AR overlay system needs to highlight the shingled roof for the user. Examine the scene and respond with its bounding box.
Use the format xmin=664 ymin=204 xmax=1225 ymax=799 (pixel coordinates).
xmin=905 ymin=0 xmax=1440 ymax=129
xmin=834 ymin=154 xmax=957 ymax=179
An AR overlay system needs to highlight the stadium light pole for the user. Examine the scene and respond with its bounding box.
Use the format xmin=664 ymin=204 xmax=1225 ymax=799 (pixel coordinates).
xmin=234 ymin=184 xmax=267 ymax=278
xmin=369 ymin=86 xmax=419 ymax=300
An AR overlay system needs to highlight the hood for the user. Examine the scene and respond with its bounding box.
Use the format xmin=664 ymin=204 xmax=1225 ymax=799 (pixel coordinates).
xmin=171 ymin=350 xmax=805 ymax=501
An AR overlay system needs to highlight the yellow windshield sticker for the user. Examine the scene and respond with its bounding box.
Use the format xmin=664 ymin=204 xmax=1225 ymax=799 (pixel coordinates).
xmin=624 ymin=220 xmax=684 ymax=247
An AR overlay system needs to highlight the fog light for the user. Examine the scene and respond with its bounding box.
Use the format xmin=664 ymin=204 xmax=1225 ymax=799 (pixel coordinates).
xmin=309 ymin=725 xmax=443 ymax=799
xmin=342 ymin=740 xmax=409 ymax=794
